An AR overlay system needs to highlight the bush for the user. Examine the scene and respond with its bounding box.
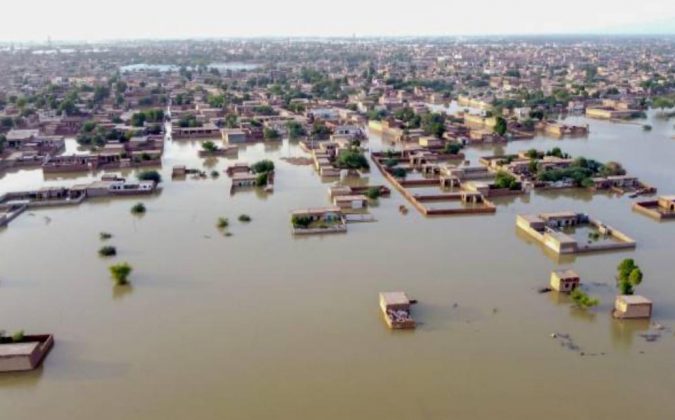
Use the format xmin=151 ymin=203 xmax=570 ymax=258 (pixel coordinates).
xmin=210 ymin=170 xmax=220 ymax=178
xmin=238 ymin=214 xmax=252 ymax=222
xmin=571 ymin=289 xmax=599 ymax=309
xmin=391 ymin=167 xmax=407 ymax=178
xmin=217 ymin=217 xmax=229 ymax=229
xmin=263 ymin=127 xmax=281 ymax=140
xmin=256 ymin=172 xmax=269 ymax=187
xmin=251 ymin=160 xmax=275 ymax=174
xmin=291 ymin=215 xmax=313 ymax=228
xmin=98 ymin=246 xmax=117 ymax=257
xmin=100 ymin=232 xmax=113 ymax=240
xmin=138 ymin=170 xmax=162 ymax=184
xmin=384 ymin=158 xmax=398 ymax=168
xmin=545 ymin=147 xmax=569 ymax=159
xmin=336 ymin=148 xmax=369 ymax=170
xmin=444 ymin=143 xmax=462 ymax=155
xmin=365 ymin=187 xmax=381 ymax=200
xmin=12 ymin=330 xmax=25 ymax=342
xmin=526 ymin=149 xmax=541 ymax=159
xmin=202 ymin=141 xmax=218 ymax=152
xmin=131 ymin=203 xmax=146 ymax=214
xmin=493 ymin=116 xmax=507 ymax=136
xmin=109 ymin=263 xmax=132 ymax=286
xmin=580 ymin=177 xmax=596 ymax=188
xmin=494 ymin=171 xmax=519 ymax=190
xmin=286 ymin=121 xmax=306 ymax=138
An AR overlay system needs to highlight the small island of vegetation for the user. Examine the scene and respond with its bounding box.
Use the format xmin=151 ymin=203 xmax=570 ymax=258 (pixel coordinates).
xmin=109 ymin=262 xmax=132 ymax=286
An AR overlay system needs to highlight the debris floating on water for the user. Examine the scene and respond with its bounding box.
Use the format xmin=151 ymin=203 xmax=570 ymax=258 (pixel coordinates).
xmin=640 ymin=333 xmax=661 ymax=343
xmin=550 ymin=332 xmax=587 ymax=354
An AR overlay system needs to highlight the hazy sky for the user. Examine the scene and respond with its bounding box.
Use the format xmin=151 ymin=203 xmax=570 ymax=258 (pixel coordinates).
xmin=2 ymin=0 xmax=674 ymax=41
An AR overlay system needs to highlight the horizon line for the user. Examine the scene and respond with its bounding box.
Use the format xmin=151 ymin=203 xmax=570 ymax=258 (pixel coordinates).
xmin=1 ymin=33 xmax=675 ymax=46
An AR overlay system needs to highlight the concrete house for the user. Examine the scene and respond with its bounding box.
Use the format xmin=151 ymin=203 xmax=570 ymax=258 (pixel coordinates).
xmin=231 ymin=173 xmax=258 ymax=188
xmin=633 ymin=196 xmax=675 ymax=220
xmin=333 ymin=194 xmax=368 ymax=210
xmin=221 ymin=129 xmax=248 ymax=144
xmin=0 ymin=334 xmax=54 ymax=372
xmin=613 ymin=295 xmax=653 ymax=319
xmin=291 ymin=206 xmax=346 ymax=235
xmin=550 ymin=269 xmax=580 ymax=292
xmin=379 ymin=292 xmax=416 ymax=329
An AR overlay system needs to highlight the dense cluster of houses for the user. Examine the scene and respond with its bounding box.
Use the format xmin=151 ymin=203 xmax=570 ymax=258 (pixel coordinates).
xmin=0 ymin=38 xmax=672 ymax=346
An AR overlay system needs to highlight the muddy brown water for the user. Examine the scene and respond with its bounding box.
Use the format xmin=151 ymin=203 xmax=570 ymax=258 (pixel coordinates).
xmin=1 ymin=111 xmax=674 ymax=419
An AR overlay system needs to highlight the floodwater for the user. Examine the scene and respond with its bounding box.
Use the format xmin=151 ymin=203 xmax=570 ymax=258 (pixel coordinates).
xmin=120 ymin=63 xmax=260 ymax=73
xmin=1 ymin=110 xmax=675 ymax=420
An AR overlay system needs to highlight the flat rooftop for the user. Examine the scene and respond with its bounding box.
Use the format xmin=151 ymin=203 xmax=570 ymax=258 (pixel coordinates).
xmin=553 ymin=269 xmax=579 ymax=279
xmin=0 ymin=341 xmax=39 ymax=358
xmin=380 ymin=292 xmax=410 ymax=306
xmin=618 ymin=295 xmax=652 ymax=305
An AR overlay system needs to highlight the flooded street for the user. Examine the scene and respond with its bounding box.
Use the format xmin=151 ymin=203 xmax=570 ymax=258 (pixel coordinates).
xmin=1 ymin=111 xmax=674 ymax=420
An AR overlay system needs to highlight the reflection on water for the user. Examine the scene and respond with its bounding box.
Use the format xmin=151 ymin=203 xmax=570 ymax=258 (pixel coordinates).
xmin=1 ymin=113 xmax=675 ymax=420
xmin=112 ymin=284 xmax=133 ymax=300
xmin=611 ymin=318 xmax=652 ymax=350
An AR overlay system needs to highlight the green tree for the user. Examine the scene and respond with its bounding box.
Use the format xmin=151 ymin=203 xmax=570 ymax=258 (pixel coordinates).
xmin=571 ymin=288 xmax=599 ymax=309
xmin=628 ymin=268 xmax=643 ymax=287
xmin=138 ymin=170 xmax=162 ymax=184
xmin=528 ymin=160 xmax=539 ymax=174
xmin=336 ymin=148 xmax=369 ymax=170
xmin=93 ymin=85 xmax=110 ymax=104
xmin=109 ymin=263 xmax=132 ymax=286
xmin=444 ymin=142 xmax=462 ymax=155
xmin=98 ymin=246 xmax=117 ymax=257
xmin=208 ymin=94 xmax=226 ymax=108
xmin=201 ymin=141 xmax=218 ymax=153
xmin=365 ymin=187 xmax=381 ymax=200
xmin=251 ymin=160 xmax=275 ymax=174
xmin=421 ymin=113 xmax=446 ymax=138
xmin=617 ymin=259 xmax=644 ymax=295
xmin=131 ymin=113 xmax=146 ymax=127
xmin=216 ymin=217 xmax=229 ymax=229
xmin=526 ymin=149 xmax=540 ymax=159
xmin=494 ymin=171 xmax=519 ymax=190
xmin=224 ymin=114 xmax=238 ymax=128
xmin=291 ymin=215 xmax=312 ymax=228
xmin=131 ymin=202 xmax=146 ymax=214
xmin=1 ymin=116 xmax=14 ymax=129
xmin=12 ymin=330 xmax=25 ymax=342
xmin=286 ymin=121 xmax=306 ymax=139
xmin=263 ymin=127 xmax=281 ymax=140
xmin=652 ymin=97 xmax=674 ymax=110
xmin=255 ymin=172 xmax=270 ymax=186
xmin=311 ymin=121 xmax=331 ymax=139
xmin=494 ymin=116 xmax=508 ymax=136
xmin=391 ymin=167 xmax=407 ymax=178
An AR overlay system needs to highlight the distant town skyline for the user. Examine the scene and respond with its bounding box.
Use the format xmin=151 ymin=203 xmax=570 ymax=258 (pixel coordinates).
xmin=1 ymin=0 xmax=674 ymax=42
